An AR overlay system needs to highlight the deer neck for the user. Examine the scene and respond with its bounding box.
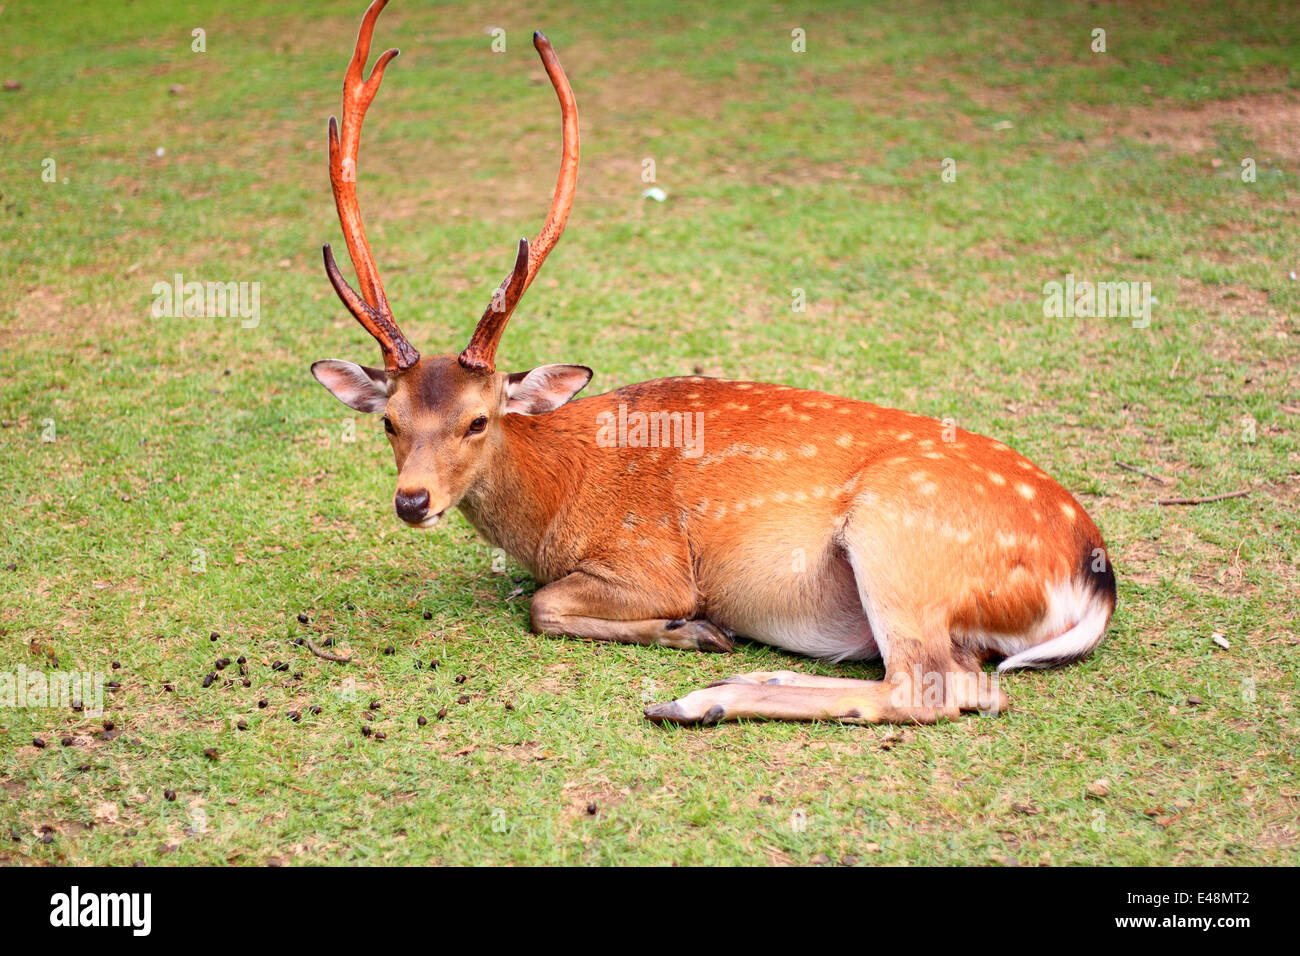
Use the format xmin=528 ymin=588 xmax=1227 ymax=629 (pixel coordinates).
xmin=457 ymin=409 xmax=589 ymax=577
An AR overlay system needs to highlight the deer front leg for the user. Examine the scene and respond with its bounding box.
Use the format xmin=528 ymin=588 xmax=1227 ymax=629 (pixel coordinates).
xmin=529 ymin=570 xmax=733 ymax=653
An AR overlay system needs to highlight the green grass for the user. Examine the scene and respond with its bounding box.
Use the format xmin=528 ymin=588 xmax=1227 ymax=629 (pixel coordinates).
xmin=1 ymin=0 xmax=1297 ymax=865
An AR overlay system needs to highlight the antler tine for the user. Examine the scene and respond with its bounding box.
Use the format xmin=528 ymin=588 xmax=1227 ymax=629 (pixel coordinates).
xmin=325 ymin=0 xmax=419 ymax=372
xmin=459 ymin=30 xmax=580 ymax=373
xmin=464 ymin=238 xmax=532 ymax=361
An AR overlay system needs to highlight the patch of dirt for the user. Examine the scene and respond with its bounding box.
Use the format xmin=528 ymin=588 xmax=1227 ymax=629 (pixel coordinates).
xmin=762 ymin=845 xmax=796 ymax=865
xmin=1177 ymin=276 xmax=1283 ymax=322
xmin=1088 ymin=93 xmax=1300 ymax=158
xmin=7 ymin=286 xmax=81 ymax=340
xmin=559 ymin=780 xmax=629 ymax=821
xmin=1121 ymin=538 xmax=1162 ymax=587
xmin=535 ymin=677 xmax=571 ymax=696
xmin=488 ymin=740 xmax=554 ymax=762
xmin=1257 ymin=820 xmax=1299 ymax=849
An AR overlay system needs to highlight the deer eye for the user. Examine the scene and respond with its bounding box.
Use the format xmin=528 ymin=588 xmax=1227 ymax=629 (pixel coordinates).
xmin=382 ymin=415 xmax=396 ymax=435
xmin=467 ymin=416 xmax=488 ymax=436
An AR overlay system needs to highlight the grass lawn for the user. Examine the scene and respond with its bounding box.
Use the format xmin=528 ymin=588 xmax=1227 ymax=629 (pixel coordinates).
xmin=0 ymin=0 xmax=1296 ymax=865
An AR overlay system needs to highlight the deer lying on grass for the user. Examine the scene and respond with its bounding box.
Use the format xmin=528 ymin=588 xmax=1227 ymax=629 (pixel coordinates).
xmin=311 ymin=0 xmax=1116 ymax=725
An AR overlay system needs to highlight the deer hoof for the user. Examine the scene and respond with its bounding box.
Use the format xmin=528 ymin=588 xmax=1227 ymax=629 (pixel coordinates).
xmin=643 ymin=699 xmax=727 ymax=726
xmin=656 ymin=619 xmax=734 ymax=653
xmin=643 ymin=701 xmax=685 ymax=723
xmin=692 ymin=622 xmax=734 ymax=653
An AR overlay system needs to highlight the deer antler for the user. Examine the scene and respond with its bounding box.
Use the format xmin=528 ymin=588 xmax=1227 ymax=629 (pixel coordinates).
xmin=458 ymin=31 xmax=580 ymax=373
xmin=324 ymin=0 xmax=420 ymax=372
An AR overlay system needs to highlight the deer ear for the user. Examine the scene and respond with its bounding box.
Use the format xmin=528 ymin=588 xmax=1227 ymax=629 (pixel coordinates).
xmin=311 ymin=360 xmax=389 ymax=413
xmin=504 ymin=364 xmax=593 ymax=416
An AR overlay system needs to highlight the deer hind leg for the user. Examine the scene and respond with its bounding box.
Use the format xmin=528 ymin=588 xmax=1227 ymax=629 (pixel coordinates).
xmin=840 ymin=514 xmax=1009 ymax=719
xmin=645 ymin=624 xmax=970 ymax=725
xmin=530 ymin=569 xmax=733 ymax=653
xmin=645 ymin=619 xmax=1003 ymax=725
xmin=645 ymin=519 xmax=1009 ymax=725
xmin=646 ymin=676 xmax=955 ymax=724
xmin=711 ymin=667 xmax=1002 ymax=707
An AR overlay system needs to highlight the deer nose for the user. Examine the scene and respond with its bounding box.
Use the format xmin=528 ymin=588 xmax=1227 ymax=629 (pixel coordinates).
xmin=394 ymin=488 xmax=430 ymax=524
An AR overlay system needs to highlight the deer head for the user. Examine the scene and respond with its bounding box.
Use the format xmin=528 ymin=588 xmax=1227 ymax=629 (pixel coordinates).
xmin=311 ymin=0 xmax=588 ymax=527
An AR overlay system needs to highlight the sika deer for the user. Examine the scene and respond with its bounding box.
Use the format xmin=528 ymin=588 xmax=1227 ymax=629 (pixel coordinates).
xmin=311 ymin=0 xmax=1116 ymax=725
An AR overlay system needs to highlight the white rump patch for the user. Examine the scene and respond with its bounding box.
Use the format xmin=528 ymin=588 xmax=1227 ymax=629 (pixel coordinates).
xmin=970 ymin=577 xmax=1112 ymax=672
